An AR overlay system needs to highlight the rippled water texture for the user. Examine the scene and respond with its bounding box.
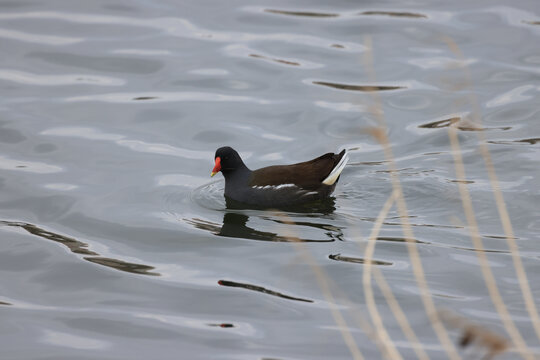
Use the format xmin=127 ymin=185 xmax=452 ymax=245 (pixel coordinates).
xmin=1 ymin=0 xmax=540 ymax=359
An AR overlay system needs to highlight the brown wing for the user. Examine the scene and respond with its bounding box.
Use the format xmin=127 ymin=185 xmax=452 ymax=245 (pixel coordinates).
xmin=249 ymin=150 xmax=346 ymax=189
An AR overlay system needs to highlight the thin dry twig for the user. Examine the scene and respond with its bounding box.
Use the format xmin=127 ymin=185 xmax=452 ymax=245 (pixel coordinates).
xmin=363 ymin=35 xmax=461 ymax=360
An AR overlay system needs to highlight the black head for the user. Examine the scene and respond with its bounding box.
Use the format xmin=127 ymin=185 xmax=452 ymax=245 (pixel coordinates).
xmin=211 ymin=146 xmax=248 ymax=177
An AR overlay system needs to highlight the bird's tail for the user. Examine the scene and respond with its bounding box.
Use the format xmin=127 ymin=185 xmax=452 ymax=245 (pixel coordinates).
xmin=322 ymin=150 xmax=348 ymax=185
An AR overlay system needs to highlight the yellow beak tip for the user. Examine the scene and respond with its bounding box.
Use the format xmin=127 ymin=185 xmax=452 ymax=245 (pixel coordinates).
xmin=210 ymin=172 xmax=217 ymax=177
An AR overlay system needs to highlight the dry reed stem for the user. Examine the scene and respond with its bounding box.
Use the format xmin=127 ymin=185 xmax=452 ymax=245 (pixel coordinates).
xmin=448 ymin=125 xmax=533 ymax=360
xmin=443 ymin=36 xmax=540 ymax=344
xmin=363 ymin=35 xmax=461 ymax=360
xmin=363 ymin=189 xmax=430 ymax=360
xmin=372 ymin=266 xmax=430 ymax=360
xmin=362 ymin=190 xmax=404 ymax=360
xmin=277 ymin=213 xmax=365 ymax=360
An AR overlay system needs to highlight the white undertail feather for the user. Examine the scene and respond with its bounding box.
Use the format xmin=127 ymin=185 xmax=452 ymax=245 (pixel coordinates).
xmin=322 ymin=151 xmax=349 ymax=185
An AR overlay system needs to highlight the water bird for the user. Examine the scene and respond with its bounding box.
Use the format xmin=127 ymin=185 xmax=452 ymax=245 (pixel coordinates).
xmin=210 ymin=146 xmax=348 ymax=208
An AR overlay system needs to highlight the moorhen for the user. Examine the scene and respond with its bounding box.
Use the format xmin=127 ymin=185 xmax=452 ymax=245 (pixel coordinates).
xmin=210 ymin=146 xmax=348 ymax=208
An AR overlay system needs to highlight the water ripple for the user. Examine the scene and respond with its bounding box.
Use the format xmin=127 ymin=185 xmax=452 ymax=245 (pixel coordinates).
xmin=42 ymin=126 xmax=213 ymax=160
xmin=0 ymin=11 xmax=365 ymax=51
xmin=0 ymin=69 xmax=124 ymax=86
xmin=64 ymin=91 xmax=272 ymax=104
xmin=0 ymin=27 xmax=82 ymax=45
xmin=486 ymin=85 xmax=539 ymax=108
xmin=0 ymin=155 xmax=62 ymax=173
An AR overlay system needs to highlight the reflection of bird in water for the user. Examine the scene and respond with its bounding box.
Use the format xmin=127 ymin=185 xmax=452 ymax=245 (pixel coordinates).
xmin=185 ymin=208 xmax=343 ymax=243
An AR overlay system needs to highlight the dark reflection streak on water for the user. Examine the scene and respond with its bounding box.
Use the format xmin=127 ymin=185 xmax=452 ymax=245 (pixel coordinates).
xmin=0 ymin=220 xmax=97 ymax=255
xmin=419 ymin=117 xmax=459 ymax=129
xmin=0 ymin=220 xmax=160 ymax=276
xmin=0 ymin=301 xmax=12 ymax=306
xmin=523 ymin=21 xmax=540 ymax=25
xmin=313 ymin=81 xmax=405 ymax=92
xmin=329 ymin=253 xmax=393 ymax=266
xmin=448 ymin=246 xmax=510 ymax=254
xmin=133 ymin=96 xmax=158 ymax=101
xmin=382 ymin=221 xmax=463 ymax=229
xmin=377 ymin=236 xmax=429 ymax=244
xmin=360 ymin=11 xmax=427 ymax=19
xmin=249 ymin=54 xmax=300 ymax=66
xmin=419 ymin=117 xmax=511 ymax=131
xmin=264 ymin=9 xmax=339 ymax=18
xmin=84 ymin=257 xmax=160 ymax=276
xmin=484 ymin=235 xmax=518 ymax=240
xmin=207 ymin=323 xmax=234 ymax=328
xmin=348 ymin=161 xmax=387 ymax=166
xmin=448 ymin=179 xmax=475 ymax=184
xmin=218 ymin=280 xmax=313 ymax=303
xmin=488 ymin=138 xmax=540 ymax=145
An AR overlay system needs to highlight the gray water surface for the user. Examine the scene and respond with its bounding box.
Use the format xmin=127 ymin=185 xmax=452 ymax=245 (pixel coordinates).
xmin=1 ymin=0 xmax=540 ymax=359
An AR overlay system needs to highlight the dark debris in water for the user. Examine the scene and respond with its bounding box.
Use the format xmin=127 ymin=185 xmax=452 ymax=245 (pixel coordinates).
xmin=264 ymin=9 xmax=339 ymax=18
xmin=313 ymin=81 xmax=405 ymax=92
xmin=523 ymin=20 xmax=540 ymax=25
xmin=218 ymin=279 xmax=313 ymax=303
xmin=360 ymin=11 xmax=427 ymax=18
xmin=329 ymin=253 xmax=393 ymax=266
xmin=0 ymin=301 xmax=12 ymax=306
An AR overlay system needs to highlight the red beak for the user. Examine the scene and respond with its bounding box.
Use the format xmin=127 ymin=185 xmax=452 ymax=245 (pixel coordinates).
xmin=211 ymin=157 xmax=221 ymax=177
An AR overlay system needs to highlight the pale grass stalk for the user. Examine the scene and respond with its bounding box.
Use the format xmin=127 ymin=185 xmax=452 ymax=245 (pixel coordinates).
xmin=362 ymin=190 xmax=404 ymax=360
xmin=277 ymin=213 xmax=365 ymax=360
xmin=372 ymin=266 xmax=430 ymax=360
xmin=448 ymin=126 xmax=534 ymax=360
xmin=362 ymin=188 xmax=430 ymax=360
xmin=444 ymin=36 xmax=540 ymax=344
xmin=363 ymin=35 xmax=461 ymax=360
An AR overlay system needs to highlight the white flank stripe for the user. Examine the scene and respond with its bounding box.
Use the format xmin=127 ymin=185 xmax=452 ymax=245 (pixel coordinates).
xmin=322 ymin=151 xmax=349 ymax=185
xmin=252 ymin=183 xmax=296 ymax=190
